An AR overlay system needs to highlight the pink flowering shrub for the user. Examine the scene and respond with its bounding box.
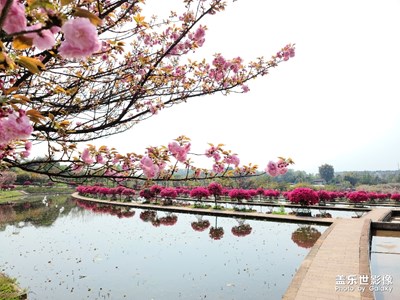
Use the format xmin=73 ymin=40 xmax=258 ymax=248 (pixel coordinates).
xmin=190 ymin=187 xmax=210 ymax=201
xmin=346 ymin=191 xmax=369 ymax=204
xmin=317 ymin=190 xmax=331 ymax=202
xmin=139 ymin=188 xmax=155 ymax=200
xmin=150 ymin=185 xmax=164 ymax=196
xmin=228 ymin=189 xmax=251 ymax=202
xmin=58 ymin=18 xmax=101 ymax=59
xmin=288 ymin=188 xmax=319 ymax=206
xmin=160 ymin=187 xmax=177 ymax=199
xmin=391 ymin=194 xmax=400 ymax=202
xmin=176 ymin=187 xmax=190 ymax=197
xmin=208 ymin=182 xmax=223 ymax=198
xmin=263 ymin=189 xmax=280 ymax=199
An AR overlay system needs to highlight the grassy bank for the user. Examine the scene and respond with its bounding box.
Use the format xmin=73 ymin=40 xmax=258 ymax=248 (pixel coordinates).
xmin=0 ymin=191 xmax=26 ymax=204
xmin=0 ymin=185 xmax=74 ymax=204
xmin=0 ymin=274 xmax=26 ymax=300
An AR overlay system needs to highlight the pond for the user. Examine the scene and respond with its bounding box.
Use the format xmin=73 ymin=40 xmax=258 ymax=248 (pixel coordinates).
xmin=370 ymin=231 xmax=400 ymax=300
xmin=0 ymin=196 xmax=327 ymax=300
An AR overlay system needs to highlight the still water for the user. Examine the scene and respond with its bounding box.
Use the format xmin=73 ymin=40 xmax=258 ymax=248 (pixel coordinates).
xmin=370 ymin=232 xmax=400 ymax=300
xmin=0 ymin=196 xmax=327 ymax=300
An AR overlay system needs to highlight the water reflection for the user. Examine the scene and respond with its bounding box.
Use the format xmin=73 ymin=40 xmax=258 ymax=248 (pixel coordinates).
xmin=291 ymin=225 xmax=322 ymax=249
xmin=0 ymin=197 xmax=328 ymax=300
xmin=371 ymin=233 xmax=400 ymax=300
xmin=191 ymin=215 xmax=211 ymax=232
xmin=0 ymin=196 xmax=75 ymax=231
xmin=209 ymin=216 xmax=224 ymax=240
xmin=75 ymin=199 xmax=135 ymax=218
xmin=231 ymin=219 xmax=253 ymax=238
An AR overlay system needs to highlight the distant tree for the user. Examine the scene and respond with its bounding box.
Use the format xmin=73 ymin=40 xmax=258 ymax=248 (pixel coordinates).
xmin=343 ymin=173 xmax=358 ymax=187
xmin=318 ymin=164 xmax=334 ymax=183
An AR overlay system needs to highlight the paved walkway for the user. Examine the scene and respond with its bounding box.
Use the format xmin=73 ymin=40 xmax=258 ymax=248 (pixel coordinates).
xmin=283 ymin=208 xmax=391 ymax=300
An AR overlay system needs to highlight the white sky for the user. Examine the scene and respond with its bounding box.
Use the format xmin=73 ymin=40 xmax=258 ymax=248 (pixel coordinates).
xmin=87 ymin=0 xmax=400 ymax=174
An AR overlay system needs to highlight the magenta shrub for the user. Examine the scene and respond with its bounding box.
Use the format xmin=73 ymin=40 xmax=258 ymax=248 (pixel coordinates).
xmin=288 ymin=188 xmax=318 ymax=206
xmin=346 ymin=191 xmax=369 ymax=203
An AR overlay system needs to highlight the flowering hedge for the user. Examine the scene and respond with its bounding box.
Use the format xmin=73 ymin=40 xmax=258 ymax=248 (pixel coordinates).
xmin=346 ymin=191 xmax=369 ymax=204
xmin=76 ymin=184 xmax=400 ymax=207
xmin=288 ymin=188 xmax=319 ymax=206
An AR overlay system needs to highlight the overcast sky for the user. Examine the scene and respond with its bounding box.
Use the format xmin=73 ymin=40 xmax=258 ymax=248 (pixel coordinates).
xmin=95 ymin=0 xmax=400 ymax=174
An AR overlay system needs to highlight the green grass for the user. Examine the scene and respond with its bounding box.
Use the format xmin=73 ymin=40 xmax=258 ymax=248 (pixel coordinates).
xmin=17 ymin=185 xmax=74 ymax=194
xmin=272 ymin=206 xmax=287 ymax=215
xmin=0 ymin=191 xmax=25 ymax=203
xmin=0 ymin=274 xmax=26 ymax=300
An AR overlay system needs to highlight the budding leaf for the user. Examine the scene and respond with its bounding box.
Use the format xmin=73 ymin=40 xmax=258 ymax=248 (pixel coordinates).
xmin=16 ymin=56 xmax=46 ymax=74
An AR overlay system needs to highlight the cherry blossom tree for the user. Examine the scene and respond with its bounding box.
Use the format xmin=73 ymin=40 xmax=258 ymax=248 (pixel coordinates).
xmin=0 ymin=0 xmax=294 ymax=183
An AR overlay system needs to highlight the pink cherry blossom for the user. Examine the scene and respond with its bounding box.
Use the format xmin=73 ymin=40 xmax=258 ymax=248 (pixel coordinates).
xmin=81 ymin=148 xmax=94 ymax=164
xmin=224 ymin=155 xmax=240 ymax=167
xmin=20 ymin=150 xmax=30 ymax=158
xmin=96 ymin=154 xmax=105 ymax=164
xmin=278 ymin=167 xmax=288 ymax=175
xmin=25 ymin=24 xmax=56 ymax=50
xmin=241 ymin=85 xmax=250 ymax=93
xmin=0 ymin=110 xmax=33 ymax=146
xmin=140 ymin=156 xmax=159 ymax=179
xmin=265 ymin=161 xmax=278 ymax=177
xmin=25 ymin=141 xmax=32 ymax=151
xmin=168 ymin=141 xmax=190 ymax=162
xmin=205 ymin=146 xmax=221 ymax=161
xmin=212 ymin=163 xmax=224 ymax=173
xmin=0 ymin=0 xmax=27 ymax=34
xmin=59 ymin=18 xmax=101 ymax=59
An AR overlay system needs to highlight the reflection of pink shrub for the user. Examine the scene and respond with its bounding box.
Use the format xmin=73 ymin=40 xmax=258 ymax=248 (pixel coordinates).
xmin=209 ymin=227 xmax=224 ymax=240
xmin=231 ymin=224 xmax=252 ymax=237
xmin=191 ymin=220 xmax=210 ymax=232
xmin=291 ymin=226 xmax=321 ymax=249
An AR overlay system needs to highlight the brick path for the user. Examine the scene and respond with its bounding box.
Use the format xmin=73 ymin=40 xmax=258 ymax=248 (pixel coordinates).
xmin=283 ymin=208 xmax=391 ymax=300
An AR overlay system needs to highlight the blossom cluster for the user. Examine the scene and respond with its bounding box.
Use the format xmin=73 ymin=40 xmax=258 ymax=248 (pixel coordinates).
xmin=0 ymin=109 xmax=32 ymax=158
xmin=0 ymin=0 xmax=100 ymax=59
xmin=265 ymin=159 xmax=290 ymax=177
xmin=76 ymin=137 xmax=293 ymax=181
xmin=167 ymin=25 xmax=206 ymax=55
